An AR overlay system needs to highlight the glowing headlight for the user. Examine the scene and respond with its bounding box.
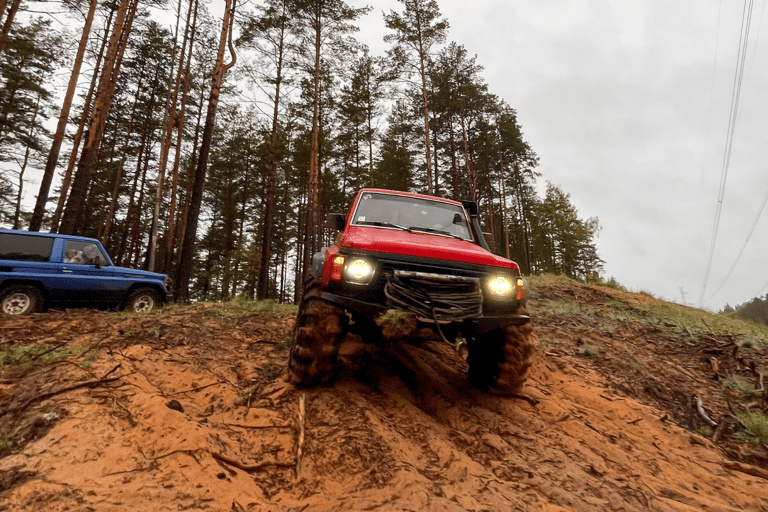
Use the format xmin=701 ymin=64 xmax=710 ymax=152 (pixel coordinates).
xmin=487 ymin=275 xmax=514 ymax=298
xmin=344 ymin=258 xmax=374 ymax=283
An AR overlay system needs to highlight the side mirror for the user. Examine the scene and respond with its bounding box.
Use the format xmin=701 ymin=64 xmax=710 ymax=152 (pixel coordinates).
xmin=326 ymin=213 xmax=345 ymax=231
xmin=452 ymin=213 xmax=465 ymax=225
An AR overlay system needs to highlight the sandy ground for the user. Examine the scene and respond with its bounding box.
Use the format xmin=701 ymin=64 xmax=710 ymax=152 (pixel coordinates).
xmin=1 ymin=280 xmax=767 ymax=511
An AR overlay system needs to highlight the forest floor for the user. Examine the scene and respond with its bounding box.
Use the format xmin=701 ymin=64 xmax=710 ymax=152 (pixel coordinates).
xmin=1 ymin=275 xmax=768 ymax=511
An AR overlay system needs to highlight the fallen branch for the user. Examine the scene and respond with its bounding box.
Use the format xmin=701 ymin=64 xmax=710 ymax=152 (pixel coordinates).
xmin=722 ymin=461 xmax=768 ymax=481
xmin=1 ymin=364 xmax=123 ymax=417
xmin=212 ymin=451 xmax=293 ymax=473
xmin=168 ymin=381 xmax=223 ymax=396
xmin=511 ymin=393 xmax=539 ymax=406
xmin=224 ymin=422 xmax=292 ymax=430
xmin=694 ymin=395 xmax=718 ymax=428
xmin=295 ymin=393 xmax=306 ymax=478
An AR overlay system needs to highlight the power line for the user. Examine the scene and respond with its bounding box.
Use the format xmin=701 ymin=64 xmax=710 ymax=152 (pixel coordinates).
xmin=707 ymin=178 xmax=768 ymax=300
xmin=699 ymin=0 xmax=755 ymax=305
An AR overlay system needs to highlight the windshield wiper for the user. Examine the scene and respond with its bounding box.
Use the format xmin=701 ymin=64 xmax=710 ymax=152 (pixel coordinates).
xmin=365 ymin=221 xmax=409 ymax=231
xmin=406 ymin=226 xmax=465 ymax=240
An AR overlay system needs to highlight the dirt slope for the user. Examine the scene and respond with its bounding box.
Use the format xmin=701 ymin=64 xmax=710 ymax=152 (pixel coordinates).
xmin=1 ymin=279 xmax=767 ymax=512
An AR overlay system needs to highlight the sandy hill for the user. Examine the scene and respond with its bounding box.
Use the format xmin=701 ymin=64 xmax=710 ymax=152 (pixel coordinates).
xmin=1 ymin=275 xmax=767 ymax=511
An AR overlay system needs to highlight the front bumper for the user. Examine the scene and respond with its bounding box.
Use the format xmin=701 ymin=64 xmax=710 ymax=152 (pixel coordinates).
xmin=320 ymin=290 xmax=529 ymax=334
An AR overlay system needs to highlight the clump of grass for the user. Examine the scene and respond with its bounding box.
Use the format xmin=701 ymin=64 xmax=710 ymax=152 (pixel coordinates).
xmin=376 ymin=309 xmax=417 ymax=340
xmin=580 ymin=344 xmax=600 ymax=357
xmin=723 ymin=374 xmax=761 ymax=400
xmin=539 ymin=299 xmax=596 ymax=319
xmin=260 ymin=359 xmax=282 ymax=382
xmin=273 ymin=339 xmax=292 ymax=352
xmin=0 ymin=344 xmax=89 ymax=368
xmin=735 ymin=411 xmax=768 ymax=445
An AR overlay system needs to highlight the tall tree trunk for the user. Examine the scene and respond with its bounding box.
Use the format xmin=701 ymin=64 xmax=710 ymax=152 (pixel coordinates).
xmin=148 ymin=0 xmax=185 ymax=270
xmin=175 ymin=0 xmax=237 ymax=301
xmin=513 ymin=160 xmax=531 ymax=274
xmin=29 ymin=0 xmax=98 ymax=231
xmin=164 ymin=0 xmax=199 ymax=274
xmin=0 ymin=0 xmax=21 ymax=54
xmin=302 ymin=6 xmax=322 ymax=291
xmin=257 ymin=8 xmax=287 ymax=300
xmin=417 ymin=36 xmax=433 ymax=194
xmin=498 ymin=155 xmax=510 ymax=260
xmin=116 ymin=127 xmax=148 ymax=265
xmin=50 ymin=7 xmax=115 ymax=233
xmin=59 ymin=0 xmax=138 ymax=234
xmin=101 ymin=76 xmax=143 ymax=245
xmin=12 ymin=98 xmax=40 ymax=229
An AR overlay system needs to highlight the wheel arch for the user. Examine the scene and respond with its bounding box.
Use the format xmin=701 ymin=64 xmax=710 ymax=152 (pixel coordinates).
xmin=0 ymin=279 xmax=48 ymax=303
xmin=123 ymin=282 xmax=167 ymax=304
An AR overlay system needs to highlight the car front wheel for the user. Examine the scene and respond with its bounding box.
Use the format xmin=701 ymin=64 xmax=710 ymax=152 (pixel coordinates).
xmin=0 ymin=285 xmax=44 ymax=315
xmin=124 ymin=288 xmax=161 ymax=313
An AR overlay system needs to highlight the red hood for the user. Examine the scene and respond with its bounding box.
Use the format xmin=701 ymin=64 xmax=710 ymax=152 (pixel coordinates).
xmin=341 ymin=226 xmax=518 ymax=271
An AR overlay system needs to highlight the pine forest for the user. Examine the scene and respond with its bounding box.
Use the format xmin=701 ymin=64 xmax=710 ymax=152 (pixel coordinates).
xmin=0 ymin=0 xmax=604 ymax=302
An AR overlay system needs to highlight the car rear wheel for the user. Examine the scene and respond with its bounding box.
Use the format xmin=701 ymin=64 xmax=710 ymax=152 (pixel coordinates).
xmin=124 ymin=288 xmax=161 ymax=313
xmin=468 ymin=308 xmax=536 ymax=396
xmin=0 ymin=285 xmax=44 ymax=315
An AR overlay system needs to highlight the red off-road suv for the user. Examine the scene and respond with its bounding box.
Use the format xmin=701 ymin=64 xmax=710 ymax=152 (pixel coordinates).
xmin=288 ymin=188 xmax=535 ymax=395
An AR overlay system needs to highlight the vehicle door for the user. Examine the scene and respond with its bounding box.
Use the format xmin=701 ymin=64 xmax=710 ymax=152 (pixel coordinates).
xmin=50 ymin=240 xmax=125 ymax=303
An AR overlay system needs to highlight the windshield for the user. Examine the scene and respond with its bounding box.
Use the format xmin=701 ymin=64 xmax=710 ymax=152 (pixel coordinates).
xmin=351 ymin=192 xmax=473 ymax=241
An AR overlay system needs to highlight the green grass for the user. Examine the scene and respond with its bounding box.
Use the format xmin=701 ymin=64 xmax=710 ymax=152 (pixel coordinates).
xmin=723 ymin=375 xmax=762 ymax=400
xmin=0 ymin=344 xmax=90 ymax=369
xmin=736 ymin=411 xmax=768 ymax=445
xmin=526 ymin=274 xmax=768 ymax=347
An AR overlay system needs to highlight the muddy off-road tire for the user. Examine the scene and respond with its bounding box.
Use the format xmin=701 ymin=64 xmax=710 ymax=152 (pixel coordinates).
xmin=0 ymin=285 xmax=44 ymax=315
xmin=288 ymin=279 xmax=347 ymax=385
xmin=468 ymin=310 xmax=536 ymax=396
xmin=124 ymin=288 xmax=161 ymax=314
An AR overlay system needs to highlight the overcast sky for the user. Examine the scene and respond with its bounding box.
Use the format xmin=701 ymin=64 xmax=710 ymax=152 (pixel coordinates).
xmin=347 ymin=0 xmax=768 ymax=311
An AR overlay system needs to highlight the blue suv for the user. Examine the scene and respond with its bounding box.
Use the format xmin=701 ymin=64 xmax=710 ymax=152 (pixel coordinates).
xmin=0 ymin=229 xmax=171 ymax=315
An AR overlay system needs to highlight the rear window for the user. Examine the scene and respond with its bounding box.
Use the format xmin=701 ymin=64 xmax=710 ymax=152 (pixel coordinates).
xmin=0 ymin=233 xmax=54 ymax=262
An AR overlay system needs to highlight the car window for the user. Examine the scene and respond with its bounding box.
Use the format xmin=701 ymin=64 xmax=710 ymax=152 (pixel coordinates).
xmin=64 ymin=240 xmax=107 ymax=266
xmin=351 ymin=192 xmax=473 ymax=241
xmin=0 ymin=233 xmax=54 ymax=262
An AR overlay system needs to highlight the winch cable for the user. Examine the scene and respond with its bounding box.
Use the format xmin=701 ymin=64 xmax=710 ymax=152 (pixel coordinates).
xmin=384 ymin=274 xmax=482 ymax=349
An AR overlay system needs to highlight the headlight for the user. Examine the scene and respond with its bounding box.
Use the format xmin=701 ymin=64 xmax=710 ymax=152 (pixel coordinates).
xmin=344 ymin=258 xmax=374 ymax=284
xmin=487 ymin=275 xmax=514 ymax=298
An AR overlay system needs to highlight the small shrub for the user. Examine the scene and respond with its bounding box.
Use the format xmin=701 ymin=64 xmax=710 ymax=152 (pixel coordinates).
xmin=736 ymin=411 xmax=768 ymax=445
xmin=602 ymin=276 xmax=626 ymax=291
xmin=723 ymin=374 xmax=761 ymax=400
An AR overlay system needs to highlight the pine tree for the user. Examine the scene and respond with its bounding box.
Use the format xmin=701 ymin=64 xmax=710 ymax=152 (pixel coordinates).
xmin=0 ymin=17 xmax=62 ymax=226
xmin=384 ymin=0 xmax=448 ymax=195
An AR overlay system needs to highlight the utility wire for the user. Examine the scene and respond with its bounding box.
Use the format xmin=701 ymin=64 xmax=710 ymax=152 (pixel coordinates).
xmin=707 ymin=179 xmax=768 ymax=300
xmin=699 ymin=0 xmax=755 ymax=305
xmin=700 ymin=0 xmax=724 ymax=188
xmin=706 ymin=1 xmax=768 ymax=303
